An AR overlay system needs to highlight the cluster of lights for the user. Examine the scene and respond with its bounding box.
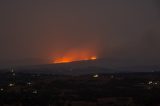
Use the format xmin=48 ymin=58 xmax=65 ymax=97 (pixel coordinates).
xmin=32 ymin=90 xmax=38 ymax=94
xmin=148 ymin=81 xmax=160 ymax=86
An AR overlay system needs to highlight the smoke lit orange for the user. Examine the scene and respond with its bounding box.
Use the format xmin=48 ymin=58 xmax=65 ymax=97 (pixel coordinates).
xmin=52 ymin=49 xmax=97 ymax=63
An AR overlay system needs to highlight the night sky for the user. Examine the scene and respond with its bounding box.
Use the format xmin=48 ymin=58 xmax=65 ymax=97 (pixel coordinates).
xmin=0 ymin=0 xmax=160 ymax=65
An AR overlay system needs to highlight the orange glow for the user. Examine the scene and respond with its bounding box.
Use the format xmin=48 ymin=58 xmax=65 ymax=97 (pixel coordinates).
xmin=52 ymin=49 xmax=97 ymax=64
xmin=90 ymin=56 xmax=97 ymax=60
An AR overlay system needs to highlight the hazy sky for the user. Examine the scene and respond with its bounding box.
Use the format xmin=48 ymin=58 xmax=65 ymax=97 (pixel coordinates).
xmin=0 ymin=0 xmax=160 ymax=64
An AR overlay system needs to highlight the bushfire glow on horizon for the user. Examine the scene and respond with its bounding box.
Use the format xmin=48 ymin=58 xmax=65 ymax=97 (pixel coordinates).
xmin=52 ymin=49 xmax=97 ymax=63
xmin=0 ymin=0 xmax=159 ymax=65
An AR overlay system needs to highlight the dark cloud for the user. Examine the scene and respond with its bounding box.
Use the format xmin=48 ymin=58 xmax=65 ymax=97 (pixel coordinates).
xmin=155 ymin=0 xmax=160 ymax=8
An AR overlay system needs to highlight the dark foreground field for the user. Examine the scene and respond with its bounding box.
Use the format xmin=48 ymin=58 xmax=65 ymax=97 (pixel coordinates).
xmin=0 ymin=71 xmax=160 ymax=106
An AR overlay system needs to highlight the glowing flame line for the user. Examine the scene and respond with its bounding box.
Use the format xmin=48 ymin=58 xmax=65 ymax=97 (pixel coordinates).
xmin=53 ymin=56 xmax=97 ymax=64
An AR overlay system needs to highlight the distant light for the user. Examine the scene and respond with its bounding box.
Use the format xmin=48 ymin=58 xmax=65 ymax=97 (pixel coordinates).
xmin=155 ymin=82 xmax=158 ymax=85
xmin=0 ymin=88 xmax=4 ymax=91
xmin=9 ymin=83 xmax=15 ymax=87
xmin=32 ymin=90 xmax=38 ymax=94
xmin=148 ymin=81 xmax=153 ymax=84
xmin=111 ymin=75 xmax=114 ymax=79
xmin=12 ymin=73 xmax=15 ymax=76
xmin=11 ymin=68 xmax=14 ymax=73
xmin=27 ymin=82 xmax=32 ymax=86
xmin=93 ymin=74 xmax=99 ymax=78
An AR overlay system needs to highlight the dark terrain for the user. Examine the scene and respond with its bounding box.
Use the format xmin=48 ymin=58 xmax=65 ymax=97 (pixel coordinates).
xmin=0 ymin=67 xmax=160 ymax=106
